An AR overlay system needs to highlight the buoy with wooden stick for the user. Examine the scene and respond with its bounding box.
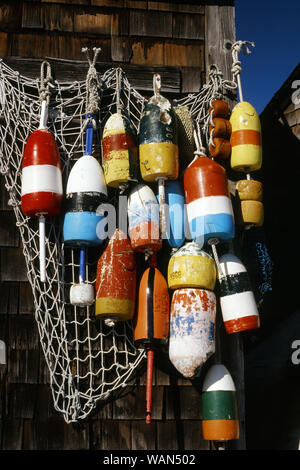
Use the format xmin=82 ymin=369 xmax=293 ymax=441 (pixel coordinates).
xmin=139 ymin=74 xmax=179 ymax=238
xmin=63 ymin=48 xmax=107 ymax=306
xmin=21 ymin=61 xmax=63 ymax=283
xmin=134 ymin=255 xmax=169 ymax=424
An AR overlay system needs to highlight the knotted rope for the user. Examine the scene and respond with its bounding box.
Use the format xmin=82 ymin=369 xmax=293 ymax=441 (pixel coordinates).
xmin=231 ymin=40 xmax=255 ymax=102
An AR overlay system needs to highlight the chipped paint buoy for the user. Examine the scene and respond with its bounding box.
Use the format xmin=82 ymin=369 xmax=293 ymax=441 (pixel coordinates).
xmin=202 ymin=363 xmax=239 ymax=441
xmin=230 ymin=101 xmax=262 ymax=172
xmin=218 ymin=253 xmax=260 ymax=334
xmin=167 ymin=242 xmax=216 ymax=291
xmin=102 ymin=112 xmax=139 ymax=188
xmin=134 ymin=264 xmax=169 ymax=424
xmin=184 ymin=155 xmax=235 ymax=244
xmin=157 ymin=180 xmax=185 ymax=248
xmin=128 ymin=183 xmax=162 ymax=256
xmin=169 ymin=288 xmax=216 ymax=378
xmin=95 ymin=228 xmax=136 ymax=325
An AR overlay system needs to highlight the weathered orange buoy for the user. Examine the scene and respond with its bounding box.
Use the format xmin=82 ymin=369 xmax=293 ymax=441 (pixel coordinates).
xmin=128 ymin=184 xmax=162 ymax=257
xmin=202 ymin=363 xmax=239 ymax=441
xmin=134 ymin=264 xmax=169 ymax=424
xmin=95 ymin=228 xmax=136 ymax=326
xmin=209 ymin=100 xmax=232 ymax=160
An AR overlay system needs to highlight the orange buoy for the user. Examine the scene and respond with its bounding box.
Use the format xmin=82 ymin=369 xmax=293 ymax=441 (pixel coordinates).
xmin=208 ymin=101 xmax=232 ymax=160
xmin=134 ymin=264 xmax=169 ymax=424
xmin=95 ymin=228 xmax=136 ymax=326
xmin=128 ymin=184 xmax=162 ymax=257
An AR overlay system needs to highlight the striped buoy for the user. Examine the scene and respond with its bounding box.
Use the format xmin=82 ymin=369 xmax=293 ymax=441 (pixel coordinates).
xmin=95 ymin=228 xmax=136 ymax=326
xmin=128 ymin=184 xmax=162 ymax=256
xmin=169 ymin=288 xmax=216 ymax=378
xmin=21 ymin=97 xmax=63 ymax=283
xmin=102 ymin=112 xmax=139 ymax=188
xmin=167 ymin=242 xmax=216 ymax=291
xmin=202 ymin=364 xmax=239 ymax=441
xmin=218 ymin=253 xmax=260 ymax=334
xmin=230 ymin=101 xmax=262 ymax=172
xmin=184 ymin=155 xmax=235 ymax=244
xmin=134 ymin=264 xmax=169 ymax=424
xmin=63 ymin=115 xmax=107 ymax=307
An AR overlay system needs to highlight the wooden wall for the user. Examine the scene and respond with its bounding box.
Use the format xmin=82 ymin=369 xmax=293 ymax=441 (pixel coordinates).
xmin=0 ymin=0 xmax=241 ymax=451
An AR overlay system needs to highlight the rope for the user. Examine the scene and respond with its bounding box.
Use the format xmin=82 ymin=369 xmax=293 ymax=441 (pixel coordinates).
xmin=231 ymin=40 xmax=255 ymax=102
xmin=39 ymin=60 xmax=53 ymax=105
xmin=82 ymin=47 xmax=102 ymax=115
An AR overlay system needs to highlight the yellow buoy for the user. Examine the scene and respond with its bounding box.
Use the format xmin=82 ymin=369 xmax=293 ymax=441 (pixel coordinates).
xmin=230 ymin=101 xmax=262 ymax=172
xmin=240 ymin=200 xmax=264 ymax=226
xmin=236 ymin=179 xmax=263 ymax=201
xmin=167 ymin=242 xmax=217 ymax=291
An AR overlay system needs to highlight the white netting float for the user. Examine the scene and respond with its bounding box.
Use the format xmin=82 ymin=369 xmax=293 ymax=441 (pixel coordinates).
xmin=0 ymin=49 xmax=237 ymax=423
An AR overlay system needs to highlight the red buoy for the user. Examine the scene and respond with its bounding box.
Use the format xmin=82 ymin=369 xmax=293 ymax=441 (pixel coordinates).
xmin=21 ymin=100 xmax=63 ymax=282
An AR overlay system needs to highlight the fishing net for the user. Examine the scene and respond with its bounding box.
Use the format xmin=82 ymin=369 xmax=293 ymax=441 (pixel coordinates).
xmin=0 ymin=51 xmax=269 ymax=423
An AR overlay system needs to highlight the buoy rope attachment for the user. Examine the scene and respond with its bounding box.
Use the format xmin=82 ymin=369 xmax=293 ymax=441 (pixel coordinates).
xmin=231 ymin=40 xmax=255 ymax=103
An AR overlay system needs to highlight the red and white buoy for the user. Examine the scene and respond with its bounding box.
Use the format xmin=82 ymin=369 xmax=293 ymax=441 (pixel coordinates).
xmin=21 ymin=64 xmax=63 ymax=282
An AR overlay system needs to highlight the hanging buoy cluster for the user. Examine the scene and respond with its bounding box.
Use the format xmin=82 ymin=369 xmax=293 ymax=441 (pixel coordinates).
xmin=19 ymin=44 xmax=264 ymax=441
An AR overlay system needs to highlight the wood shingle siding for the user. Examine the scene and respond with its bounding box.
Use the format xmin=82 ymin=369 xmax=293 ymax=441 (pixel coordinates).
xmin=0 ymin=0 xmax=244 ymax=451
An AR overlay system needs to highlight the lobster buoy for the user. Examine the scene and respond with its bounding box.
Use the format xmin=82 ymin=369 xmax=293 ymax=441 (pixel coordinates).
xmin=167 ymin=242 xmax=216 ymax=291
xmin=202 ymin=364 xmax=239 ymax=441
xmin=139 ymin=74 xmax=179 ymax=236
xmin=134 ymin=264 xmax=169 ymax=424
xmin=21 ymin=100 xmax=63 ymax=283
xmin=102 ymin=112 xmax=139 ymax=189
xmin=169 ymin=288 xmax=216 ymax=378
xmin=230 ymin=101 xmax=262 ymax=172
xmin=208 ymin=100 xmax=232 ymax=160
xmin=95 ymin=228 xmax=136 ymax=326
xmin=63 ymin=116 xmax=107 ymax=306
xmin=157 ymin=180 xmax=185 ymax=249
xmin=128 ymin=184 xmax=162 ymax=256
xmin=236 ymin=179 xmax=264 ymax=227
xmin=218 ymin=253 xmax=260 ymax=334
xmin=184 ymin=155 xmax=235 ymax=244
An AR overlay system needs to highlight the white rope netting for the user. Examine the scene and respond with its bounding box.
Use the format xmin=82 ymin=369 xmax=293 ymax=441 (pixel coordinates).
xmin=0 ymin=56 xmax=236 ymax=423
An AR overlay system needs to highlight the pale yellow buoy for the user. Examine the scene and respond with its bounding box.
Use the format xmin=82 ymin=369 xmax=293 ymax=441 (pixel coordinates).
xmin=167 ymin=242 xmax=217 ymax=291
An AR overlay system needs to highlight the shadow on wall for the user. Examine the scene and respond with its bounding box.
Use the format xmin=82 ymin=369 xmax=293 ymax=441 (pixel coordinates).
xmin=244 ymin=106 xmax=300 ymax=450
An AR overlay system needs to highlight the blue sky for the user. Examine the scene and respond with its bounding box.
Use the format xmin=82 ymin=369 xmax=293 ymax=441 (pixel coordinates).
xmin=234 ymin=0 xmax=300 ymax=114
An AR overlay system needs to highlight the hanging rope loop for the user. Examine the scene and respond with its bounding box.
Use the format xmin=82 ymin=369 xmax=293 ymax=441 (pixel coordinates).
xmin=231 ymin=40 xmax=255 ymax=101
xmin=82 ymin=46 xmax=102 ymax=115
xmin=39 ymin=60 xmax=54 ymax=105
xmin=116 ymin=67 xmax=123 ymax=114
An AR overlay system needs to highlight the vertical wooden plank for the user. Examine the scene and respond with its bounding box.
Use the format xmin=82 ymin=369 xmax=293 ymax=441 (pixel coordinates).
xmin=205 ymin=5 xmax=236 ymax=82
xmin=2 ymin=419 xmax=23 ymax=450
xmin=22 ymin=3 xmax=44 ymax=29
xmin=182 ymin=420 xmax=210 ymax=450
xmin=157 ymin=421 xmax=179 ymax=450
xmin=0 ymin=212 xmax=20 ymax=247
xmin=99 ymin=421 xmax=131 ymax=450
